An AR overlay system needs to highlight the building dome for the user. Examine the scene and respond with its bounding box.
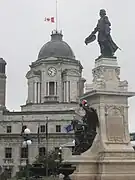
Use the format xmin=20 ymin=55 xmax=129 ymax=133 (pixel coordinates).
xmin=38 ymin=31 xmax=75 ymax=60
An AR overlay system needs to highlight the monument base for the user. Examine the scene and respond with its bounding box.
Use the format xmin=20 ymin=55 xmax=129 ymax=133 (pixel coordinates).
xmin=73 ymin=174 xmax=135 ymax=180
xmin=67 ymin=57 xmax=135 ymax=180
xmin=70 ymin=152 xmax=135 ymax=180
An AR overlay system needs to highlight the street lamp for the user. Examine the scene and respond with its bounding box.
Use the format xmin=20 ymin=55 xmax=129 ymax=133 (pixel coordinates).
xmin=58 ymin=147 xmax=62 ymax=164
xmin=22 ymin=127 xmax=32 ymax=180
xmin=45 ymin=116 xmax=49 ymax=177
xmin=55 ymin=147 xmax=62 ymax=176
xmin=58 ymin=146 xmax=76 ymax=180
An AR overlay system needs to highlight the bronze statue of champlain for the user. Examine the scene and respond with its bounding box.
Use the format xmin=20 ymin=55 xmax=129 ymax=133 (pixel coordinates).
xmin=85 ymin=9 xmax=119 ymax=58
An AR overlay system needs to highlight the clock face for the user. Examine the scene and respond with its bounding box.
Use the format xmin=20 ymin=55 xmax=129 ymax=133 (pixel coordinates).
xmin=48 ymin=67 xmax=57 ymax=77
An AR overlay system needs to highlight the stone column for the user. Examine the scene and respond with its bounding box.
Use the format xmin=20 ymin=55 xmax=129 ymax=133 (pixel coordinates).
xmin=27 ymin=81 xmax=33 ymax=103
xmin=54 ymin=82 xmax=57 ymax=96
xmin=34 ymin=82 xmax=37 ymax=103
xmin=37 ymin=82 xmax=41 ymax=103
xmin=47 ymin=82 xmax=50 ymax=96
xmin=63 ymin=81 xmax=66 ymax=102
xmin=41 ymin=71 xmax=45 ymax=103
xmin=32 ymin=82 xmax=35 ymax=103
xmin=66 ymin=81 xmax=69 ymax=102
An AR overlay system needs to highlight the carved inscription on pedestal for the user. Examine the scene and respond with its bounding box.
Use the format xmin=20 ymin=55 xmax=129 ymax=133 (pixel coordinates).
xmin=106 ymin=106 xmax=124 ymax=143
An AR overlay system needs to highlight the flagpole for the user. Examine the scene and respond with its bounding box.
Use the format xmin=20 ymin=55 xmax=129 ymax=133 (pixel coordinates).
xmin=56 ymin=0 xmax=58 ymax=31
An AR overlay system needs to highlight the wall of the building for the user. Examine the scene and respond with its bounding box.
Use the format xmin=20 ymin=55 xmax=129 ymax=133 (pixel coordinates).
xmin=0 ymin=110 xmax=74 ymax=177
xmin=2 ymin=112 xmax=74 ymax=133
xmin=0 ymin=56 xmax=84 ymax=178
xmin=21 ymin=102 xmax=78 ymax=112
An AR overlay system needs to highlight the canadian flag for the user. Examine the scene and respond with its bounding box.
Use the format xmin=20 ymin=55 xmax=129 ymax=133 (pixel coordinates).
xmin=44 ymin=17 xmax=55 ymax=23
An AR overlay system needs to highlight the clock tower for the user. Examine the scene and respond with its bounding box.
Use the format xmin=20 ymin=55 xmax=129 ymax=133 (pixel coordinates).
xmin=24 ymin=30 xmax=85 ymax=108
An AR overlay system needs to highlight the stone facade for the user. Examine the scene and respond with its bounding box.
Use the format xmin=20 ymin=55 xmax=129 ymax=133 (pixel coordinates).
xmin=0 ymin=31 xmax=85 ymax=178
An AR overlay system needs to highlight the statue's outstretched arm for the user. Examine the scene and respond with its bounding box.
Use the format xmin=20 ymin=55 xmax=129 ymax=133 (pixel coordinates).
xmin=85 ymin=24 xmax=98 ymax=45
xmin=91 ymin=24 xmax=98 ymax=35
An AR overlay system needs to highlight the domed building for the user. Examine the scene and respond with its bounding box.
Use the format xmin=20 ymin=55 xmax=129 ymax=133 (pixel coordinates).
xmin=0 ymin=30 xmax=86 ymax=178
xmin=38 ymin=30 xmax=75 ymax=60
xmin=24 ymin=30 xmax=85 ymax=106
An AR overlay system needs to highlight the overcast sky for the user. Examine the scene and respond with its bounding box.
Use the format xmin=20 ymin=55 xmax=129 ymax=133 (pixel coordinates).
xmin=0 ymin=0 xmax=135 ymax=132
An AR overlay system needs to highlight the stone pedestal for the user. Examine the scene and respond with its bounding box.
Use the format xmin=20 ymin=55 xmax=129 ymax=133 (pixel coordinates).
xmin=67 ymin=57 xmax=135 ymax=180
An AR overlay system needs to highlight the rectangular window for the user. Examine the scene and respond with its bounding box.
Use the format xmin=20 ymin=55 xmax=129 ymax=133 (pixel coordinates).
xmin=21 ymin=148 xmax=28 ymax=158
xmin=56 ymin=125 xmax=61 ymax=132
xmin=46 ymin=82 xmax=57 ymax=96
xmin=7 ymin=126 xmax=12 ymax=133
xmin=39 ymin=147 xmax=46 ymax=157
xmin=5 ymin=148 xmax=12 ymax=158
xmin=40 ymin=125 xmax=45 ymax=133
xmin=49 ymin=82 xmax=55 ymax=95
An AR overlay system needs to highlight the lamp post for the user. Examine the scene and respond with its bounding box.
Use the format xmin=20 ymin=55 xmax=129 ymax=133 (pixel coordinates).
xmin=58 ymin=147 xmax=62 ymax=163
xmin=55 ymin=147 xmax=62 ymax=176
xmin=58 ymin=146 xmax=76 ymax=180
xmin=45 ymin=116 xmax=49 ymax=177
xmin=22 ymin=127 xmax=32 ymax=180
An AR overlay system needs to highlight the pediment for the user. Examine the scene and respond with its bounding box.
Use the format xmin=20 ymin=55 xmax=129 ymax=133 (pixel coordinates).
xmin=62 ymin=68 xmax=80 ymax=76
xmin=26 ymin=70 xmax=41 ymax=79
